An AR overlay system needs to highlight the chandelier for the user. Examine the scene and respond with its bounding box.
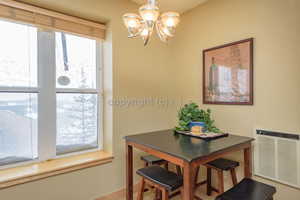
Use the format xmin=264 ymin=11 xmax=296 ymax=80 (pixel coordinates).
xmin=123 ymin=0 xmax=180 ymax=46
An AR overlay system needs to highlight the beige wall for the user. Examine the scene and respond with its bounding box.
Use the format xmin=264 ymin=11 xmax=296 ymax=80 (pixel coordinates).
xmin=171 ymin=0 xmax=300 ymax=134
xmin=0 ymin=0 xmax=299 ymax=200
xmin=0 ymin=0 xmax=178 ymax=200
xmin=170 ymin=0 xmax=300 ymax=199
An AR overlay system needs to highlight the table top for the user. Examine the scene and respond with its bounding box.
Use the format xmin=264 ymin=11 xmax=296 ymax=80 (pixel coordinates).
xmin=124 ymin=129 xmax=254 ymax=162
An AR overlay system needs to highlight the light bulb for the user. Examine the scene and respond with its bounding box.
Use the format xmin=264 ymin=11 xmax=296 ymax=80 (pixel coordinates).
xmin=165 ymin=18 xmax=175 ymax=27
xmin=123 ymin=13 xmax=141 ymax=28
xmin=162 ymin=27 xmax=171 ymax=35
xmin=141 ymin=28 xmax=149 ymax=37
xmin=143 ymin=12 xmax=156 ymax=21
xmin=123 ymin=13 xmax=143 ymax=37
xmin=161 ymin=12 xmax=180 ymax=28
xmin=156 ymin=22 xmax=169 ymax=43
xmin=128 ymin=19 xmax=138 ymax=28
xmin=139 ymin=4 xmax=159 ymax=23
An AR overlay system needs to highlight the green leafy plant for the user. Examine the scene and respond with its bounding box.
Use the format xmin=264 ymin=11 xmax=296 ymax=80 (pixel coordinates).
xmin=175 ymin=102 xmax=221 ymax=133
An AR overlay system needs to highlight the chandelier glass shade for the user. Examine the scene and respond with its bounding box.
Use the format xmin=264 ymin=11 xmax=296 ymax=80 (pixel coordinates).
xmin=123 ymin=0 xmax=180 ymax=46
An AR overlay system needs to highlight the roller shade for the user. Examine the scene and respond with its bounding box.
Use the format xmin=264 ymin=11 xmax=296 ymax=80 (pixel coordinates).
xmin=0 ymin=0 xmax=105 ymax=40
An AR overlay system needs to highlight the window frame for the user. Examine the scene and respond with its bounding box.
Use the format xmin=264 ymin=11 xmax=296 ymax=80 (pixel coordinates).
xmin=0 ymin=20 xmax=104 ymax=169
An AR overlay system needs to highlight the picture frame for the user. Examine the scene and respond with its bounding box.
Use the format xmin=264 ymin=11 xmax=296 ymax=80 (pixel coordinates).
xmin=203 ymin=38 xmax=254 ymax=105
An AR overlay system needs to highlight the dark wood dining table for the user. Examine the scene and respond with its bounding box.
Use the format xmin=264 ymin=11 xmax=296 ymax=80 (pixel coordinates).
xmin=124 ymin=129 xmax=254 ymax=200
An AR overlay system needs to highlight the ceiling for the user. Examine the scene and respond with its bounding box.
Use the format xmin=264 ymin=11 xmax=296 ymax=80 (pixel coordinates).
xmin=131 ymin=0 xmax=209 ymax=13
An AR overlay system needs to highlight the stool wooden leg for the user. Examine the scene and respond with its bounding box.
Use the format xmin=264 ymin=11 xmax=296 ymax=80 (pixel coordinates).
xmin=162 ymin=189 xmax=169 ymax=200
xmin=194 ymin=167 xmax=200 ymax=185
xmin=154 ymin=188 xmax=161 ymax=200
xmin=206 ymin=167 xmax=212 ymax=196
xmin=144 ymin=162 xmax=149 ymax=167
xmin=217 ymin=170 xmax=224 ymax=194
xmin=164 ymin=162 xmax=169 ymax=170
xmin=137 ymin=178 xmax=145 ymax=200
xmin=176 ymin=165 xmax=182 ymax=176
xmin=230 ymin=168 xmax=238 ymax=185
xmin=143 ymin=162 xmax=149 ymax=192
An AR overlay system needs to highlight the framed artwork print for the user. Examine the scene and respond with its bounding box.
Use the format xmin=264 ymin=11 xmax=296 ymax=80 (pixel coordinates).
xmin=203 ymin=38 xmax=254 ymax=105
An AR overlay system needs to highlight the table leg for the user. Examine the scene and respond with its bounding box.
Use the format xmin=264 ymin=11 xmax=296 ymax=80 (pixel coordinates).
xmin=244 ymin=145 xmax=252 ymax=178
xmin=126 ymin=142 xmax=133 ymax=200
xmin=183 ymin=162 xmax=194 ymax=200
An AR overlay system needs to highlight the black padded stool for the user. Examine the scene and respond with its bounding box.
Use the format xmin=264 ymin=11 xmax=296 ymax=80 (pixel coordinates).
xmin=215 ymin=178 xmax=276 ymax=200
xmin=141 ymin=155 xmax=183 ymax=197
xmin=141 ymin=155 xmax=168 ymax=169
xmin=205 ymin=158 xmax=239 ymax=195
xmin=136 ymin=165 xmax=183 ymax=200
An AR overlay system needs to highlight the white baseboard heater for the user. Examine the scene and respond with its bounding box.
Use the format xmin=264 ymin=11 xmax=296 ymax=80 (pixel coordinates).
xmin=254 ymin=129 xmax=300 ymax=188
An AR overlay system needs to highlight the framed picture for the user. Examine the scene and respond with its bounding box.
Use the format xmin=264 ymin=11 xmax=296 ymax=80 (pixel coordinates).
xmin=203 ymin=38 xmax=254 ymax=105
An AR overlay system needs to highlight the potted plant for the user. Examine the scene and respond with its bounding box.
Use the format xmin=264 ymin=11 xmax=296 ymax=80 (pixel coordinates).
xmin=175 ymin=102 xmax=221 ymax=133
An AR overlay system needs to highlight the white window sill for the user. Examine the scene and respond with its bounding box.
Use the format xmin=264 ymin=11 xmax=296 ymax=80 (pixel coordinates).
xmin=0 ymin=151 xmax=113 ymax=189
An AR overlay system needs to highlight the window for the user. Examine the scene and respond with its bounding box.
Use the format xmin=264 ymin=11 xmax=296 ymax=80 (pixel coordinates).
xmin=55 ymin=33 xmax=99 ymax=155
xmin=0 ymin=19 xmax=102 ymax=168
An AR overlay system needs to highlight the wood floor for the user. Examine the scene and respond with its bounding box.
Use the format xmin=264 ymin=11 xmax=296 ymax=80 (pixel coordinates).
xmin=96 ymin=164 xmax=243 ymax=200
xmin=96 ymin=180 xmax=217 ymax=200
xmin=96 ymin=158 xmax=300 ymax=200
xmin=96 ymin=175 xmax=284 ymax=200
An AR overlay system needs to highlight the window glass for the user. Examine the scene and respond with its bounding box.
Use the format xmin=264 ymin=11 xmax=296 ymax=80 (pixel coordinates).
xmin=56 ymin=32 xmax=99 ymax=155
xmin=55 ymin=32 xmax=96 ymax=89
xmin=0 ymin=93 xmax=38 ymax=166
xmin=0 ymin=20 xmax=37 ymax=87
xmin=0 ymin=19 xmax=102 ymax=167
xmin=56 ymin=93 xmax=98 ymax=155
